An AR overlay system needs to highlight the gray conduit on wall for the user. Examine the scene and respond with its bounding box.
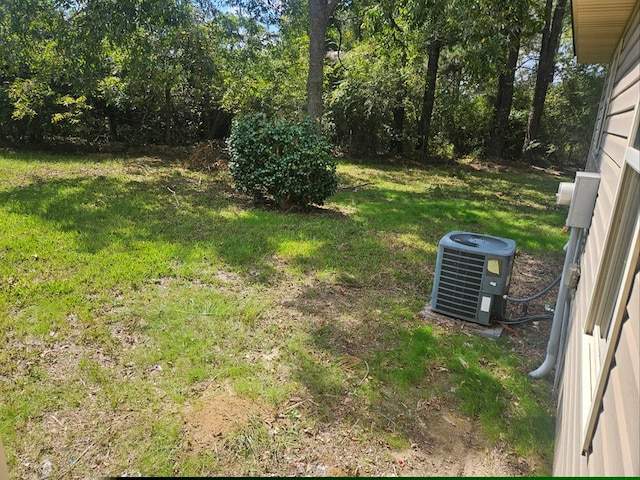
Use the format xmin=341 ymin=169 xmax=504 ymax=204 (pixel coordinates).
xmin=553 ymin=229 xmax=584 ymax=392
xmin=529 ymin=226 xmax=581 ymax=378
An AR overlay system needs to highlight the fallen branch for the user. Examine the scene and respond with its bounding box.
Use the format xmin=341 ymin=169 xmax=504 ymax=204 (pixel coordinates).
xmin=167 ymin=186 xmax=180 ymax=208
xmin=358 ymin=359 xmax=370 ymax=386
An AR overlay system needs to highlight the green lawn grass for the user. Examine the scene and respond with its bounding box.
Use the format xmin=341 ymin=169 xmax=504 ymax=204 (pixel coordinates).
xmin=0 ymin=151 xmax=568 ymax=477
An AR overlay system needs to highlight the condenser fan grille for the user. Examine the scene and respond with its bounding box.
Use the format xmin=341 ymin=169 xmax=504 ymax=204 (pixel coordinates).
xmin=434 ymin=247 xmax=485 ymax=321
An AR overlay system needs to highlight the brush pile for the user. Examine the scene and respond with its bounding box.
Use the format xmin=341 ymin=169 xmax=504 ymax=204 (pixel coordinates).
xmin=184 ymin=140 xmax=229 ymax=172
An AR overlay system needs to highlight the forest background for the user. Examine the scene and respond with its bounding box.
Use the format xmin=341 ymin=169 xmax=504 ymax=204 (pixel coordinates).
xmin=0 ymin=0 xmax=604 ymax=165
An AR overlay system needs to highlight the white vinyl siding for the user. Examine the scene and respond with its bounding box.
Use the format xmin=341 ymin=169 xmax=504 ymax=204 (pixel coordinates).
xmin=553 ymin=2 xmax=640 ymax=476
xmin=582 ymin=181 xmax=639 ymax=453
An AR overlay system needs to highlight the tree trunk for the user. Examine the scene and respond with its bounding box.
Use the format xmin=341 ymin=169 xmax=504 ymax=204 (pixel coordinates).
xmin=306 ymin=0 xmax=341 ymax=121
xmin=391 ymin=50 xmax=407 ymax=155
xmin=487 ymin=28 xmax=522 ymax=160
xmin=164 ymin=84 xmax=172 ymax=146
xmin=418 ymin=39 xmax=443 ymax=163
xmin=391 ymin=98 xmax=405 ymax=155
xmin=107 ymin=108 xmax=118 ymax=141
xmin=521 ymin=0 xmax=567 ymax=160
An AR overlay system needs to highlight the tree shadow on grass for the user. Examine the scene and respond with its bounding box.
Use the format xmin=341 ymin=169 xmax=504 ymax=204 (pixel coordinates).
xmin=0 ymin=171 xmax=416 ymax=278
xmin=1 ymin=156 xmax=567 ymax=262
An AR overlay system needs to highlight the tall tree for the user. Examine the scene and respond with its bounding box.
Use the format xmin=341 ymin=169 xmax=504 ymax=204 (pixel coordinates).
xmin=369 ymin=2 xmax=411 ymax=154
xmin=412 ymin=0 xmax=494 ymax=162
xmin=307 ymin=0 xmax=341 ymax=120
xmin=486 ymin=1 xmax=529 ymax=160
xmin=418 ymin=38 xmax=443 ymax=161
xmin=521 ymin=0 xmax=567 ymax=160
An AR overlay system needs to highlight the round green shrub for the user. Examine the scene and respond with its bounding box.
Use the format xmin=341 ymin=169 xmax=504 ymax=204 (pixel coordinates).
xmin=227 ymin=113 xmax=338 ymax=208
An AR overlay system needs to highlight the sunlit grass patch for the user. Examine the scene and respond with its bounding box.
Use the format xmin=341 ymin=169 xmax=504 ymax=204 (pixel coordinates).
xmin=0 ymin=152 xmax=568 ymax=477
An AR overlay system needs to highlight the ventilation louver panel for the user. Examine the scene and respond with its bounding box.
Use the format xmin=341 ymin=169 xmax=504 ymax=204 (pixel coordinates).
xmin=435 ymin=248 xmax=485 ymax=321
xmin=431 ymin=231 xmax=516 ymax=325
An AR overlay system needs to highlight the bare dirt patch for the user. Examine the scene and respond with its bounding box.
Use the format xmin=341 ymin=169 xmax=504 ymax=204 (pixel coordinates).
xmin=183 ymin=387 xmax=273 ymax=455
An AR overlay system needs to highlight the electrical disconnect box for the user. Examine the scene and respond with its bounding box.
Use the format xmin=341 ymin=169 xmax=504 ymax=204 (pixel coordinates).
xmin=557 ymin=172 xmax=601 ymax=229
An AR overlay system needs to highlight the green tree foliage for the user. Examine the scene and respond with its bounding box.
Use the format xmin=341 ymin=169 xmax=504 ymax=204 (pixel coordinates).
xmin=0 ymin=0 xmax=298 ymax=145
xmin=0 ymin=0 xmax=606 ymax=167
xmin=326 ymin=0 xmax=522 ymax=159
xmin=529 ymin=32 xmax=605 ymax=163
xmin=0 ymin=0 xmax=75 ymax=142
xmin=218 ymin=11 xmax=308 ymax=116
xmin=227 ymin=113 xmax=338 ymax=207
xmin=327 ymin=40 xmax=418 ymax=156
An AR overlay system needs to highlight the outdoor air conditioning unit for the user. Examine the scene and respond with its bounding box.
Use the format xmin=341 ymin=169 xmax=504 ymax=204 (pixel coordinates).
xmin=430 ymin=231 xmax=516 ymax=325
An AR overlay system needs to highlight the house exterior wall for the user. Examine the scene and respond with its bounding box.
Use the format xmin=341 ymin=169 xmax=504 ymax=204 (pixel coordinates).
xmin=553 ymin=3 xmax=640 ymax=476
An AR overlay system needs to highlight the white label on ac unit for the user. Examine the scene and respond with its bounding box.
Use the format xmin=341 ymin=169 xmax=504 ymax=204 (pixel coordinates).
xmin=480 ymin=296 xmax=492 ymax=312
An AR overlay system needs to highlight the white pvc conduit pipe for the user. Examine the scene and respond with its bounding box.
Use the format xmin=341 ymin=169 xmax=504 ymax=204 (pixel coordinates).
xmin=529 ymin=227 xmax=580 ymax=378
